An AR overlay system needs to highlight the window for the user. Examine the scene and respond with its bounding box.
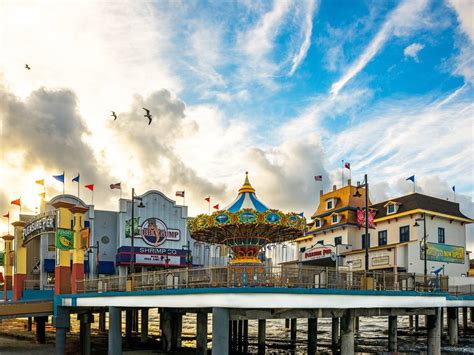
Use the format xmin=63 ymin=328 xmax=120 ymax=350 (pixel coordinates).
xmin=335 ymin=236 xmax=342 ymax=246
xmin=378 ymin=230 xmax=387 ymax=246
xmin=315 ymin=220 xmax=321 ymax=228
xmin=438 ymin=228 xmax=445 ymax=244
xmin=387 ymin=204 xmax=396 ymax=214
xmin=317 ymin=240 xmax=324 ymax=245
xmin=300 ymin=247 xmax=306 ymax=253
xmin=362 ymin=233 xmax=371 ymax=249
xmin=327 ymin=200 xmax=333 ymax=210
xmin=332 ymin=214 xmax=339 ymax=224
xmin=399 ymin=226 xmax=410 ymax=243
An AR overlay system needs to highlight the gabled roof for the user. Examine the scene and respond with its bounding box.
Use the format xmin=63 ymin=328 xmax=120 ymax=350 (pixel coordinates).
xmin=372 ymin=193 xmax=472 ymax=221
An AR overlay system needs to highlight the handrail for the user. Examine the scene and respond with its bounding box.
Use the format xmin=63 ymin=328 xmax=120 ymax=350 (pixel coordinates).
xmin=76 ymin=265 xmax=452 ymax=294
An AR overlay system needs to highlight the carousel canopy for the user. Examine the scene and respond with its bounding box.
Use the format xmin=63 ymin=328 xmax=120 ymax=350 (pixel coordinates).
xmin=224 ymin=173 xmax=269 ymax=212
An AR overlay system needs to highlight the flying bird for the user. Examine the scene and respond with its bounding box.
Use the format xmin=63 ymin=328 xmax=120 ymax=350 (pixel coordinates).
xmin=25 ymin=64 xmax=31 ymax=70
xmin=142 ymin=107 xmax=153 ymax=125
xmin=111 ymin=111 xmax=117 ymax=120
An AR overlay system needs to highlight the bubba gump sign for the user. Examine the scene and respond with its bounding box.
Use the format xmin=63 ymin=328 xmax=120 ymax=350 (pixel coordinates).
xmin=23 ymin=212 xmax=56 ymax=244
xmin=303 ymin=246 xmax=334 ymax=262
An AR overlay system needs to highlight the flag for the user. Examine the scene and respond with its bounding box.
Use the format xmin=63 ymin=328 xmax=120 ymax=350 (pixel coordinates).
xmin=110 ymin=182 xmax=121 ymax=189
xmin=35 ymin=179 xmax=44 ymax=186
xmin=176 ymin=191 xmax=185 ymax=197
xmin=38 ymin=192 xmax=46 ymax=198
xmin=314 ymin=175 xmax=322 ymax=181
xmin=344 ymin=162 xmax=351 ymax=169
xmin=204 ymin=196 xmax=210 ymax=202
xmin=85 ymin=184 xmax=94 ymax=191
xmin=298 ymin=212 xmax=304 ymax=217
xmin=213 ymin=204 xmax=219 ymax=210
xmin=452 ymin=186 xmax=455 ymax=192
xmin=2 ymin=212 xmax=9 ymax=218
xmin=53 ymin=173 xmax=65 ymax=183
xmin=72 ymin=174 xmax=80 ymax=183
xmin=11 ymin=198 xmax=21 ymax=206
xmin=406 ymin=175 xmax=415 ymax=183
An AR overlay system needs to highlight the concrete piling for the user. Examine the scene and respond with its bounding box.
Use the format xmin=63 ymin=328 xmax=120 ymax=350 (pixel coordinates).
xmin=308 ymin=318 xmax=317 ymax=355
xmin=463 ymin=307 xmax=468 ymax=330
xmin=258 ymin=319 xmax=266 ymax=355
xmin=290 ymin=318 xmax=297 ymax=344
xmin=108 ymin=307 xmax=122 ymax=355
xmin=332 ymin=317 xmax=340 ymax=348
xmin=79 ymin=312 xmax=93 ymax=355
xmin=54 ymin=307 xmax=70 ymax=355
xmin=125 ymin=309 xmax=133 ymax=341
xmin=212 ymin=308 xmax=229 ymax=355
xmin=427 ymin=308 xmax=441 ymax=355
xmin=196 ymin=312 xmax=208 ymax=355
xmin=341 ymin=309 xmax=355 ymax=355
xmin=243 ymin=319 xmax=249 ymax=353
xmin=388 ymin=315 xmax=397 ymax=352
xmin=34 ymin=316 xmax=47 ymax=344
xmin=448 ymin=307 xmax=458 ymax=346
xmin=140 ymin=308 xmax=149 ymax=343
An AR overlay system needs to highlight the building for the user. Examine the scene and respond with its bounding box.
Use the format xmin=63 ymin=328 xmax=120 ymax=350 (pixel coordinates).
xmin=343 ymin=193 xmax=472 ymax=277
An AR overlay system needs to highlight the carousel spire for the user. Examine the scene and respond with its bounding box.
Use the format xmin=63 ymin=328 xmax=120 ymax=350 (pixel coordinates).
xmin=238 ymin=171 xmax=255 ymax=194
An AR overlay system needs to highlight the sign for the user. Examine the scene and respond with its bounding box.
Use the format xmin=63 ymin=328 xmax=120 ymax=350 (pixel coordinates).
xmin=23 ymin=212 xmax=56 ymax=243
xmin=371 ymin=255 xmax=390 ymax=267
xmin=356 ymin=208 xmax=376 ymax=228
xmin=55 ymin=228 xmax=74 ymax=250
xmin=302 ymin=246 xmax=334 ymax=262
xmin=0 ymin=252 xmax=4 ymax=266
xmin=423 ymin=242 xmax=464 ymax=264
xmin=116 ymin=246 xmax=188 ymax=266
xmin=80 ymin=228 xmax=90 ymax=249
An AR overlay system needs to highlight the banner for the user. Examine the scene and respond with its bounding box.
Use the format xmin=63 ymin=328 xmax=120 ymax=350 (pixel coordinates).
xmin=423 ymin=242 xmax=464 ymax=264
xmin=22 ymin=212 xmax=56 ymax=244
xmin=80 ymin=228 xmax=90 ymax=249
xmin=55 ymin=228 xmax=74 ymax=250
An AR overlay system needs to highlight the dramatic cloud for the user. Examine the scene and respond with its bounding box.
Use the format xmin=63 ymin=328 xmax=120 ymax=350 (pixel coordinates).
xmin=404 ymin=42 xmax=425 ymax=61
xmin=448 ymin=0 xmax=474 ymax=42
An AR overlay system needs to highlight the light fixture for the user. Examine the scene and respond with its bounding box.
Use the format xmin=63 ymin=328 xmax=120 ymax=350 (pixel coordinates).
xmin=353 ymin=189 xmax=362 ymax=198
xmin=413 ymin=221 xmax=420 ymax=227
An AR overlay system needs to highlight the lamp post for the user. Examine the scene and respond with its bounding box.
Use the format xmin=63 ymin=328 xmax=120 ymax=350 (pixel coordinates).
xmin=414 ymin=213 xmax=427 ymax=286
xmin=353 ymin=174 xmax=370 ymax=272
xmin=130 ymin=188 xmax=145 ymax=276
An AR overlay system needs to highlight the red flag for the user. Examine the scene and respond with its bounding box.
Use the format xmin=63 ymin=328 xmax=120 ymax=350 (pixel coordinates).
xmin=110 ymin=182 xmax=121 ymax=189
xmin=213 ymin=204 xmax=219 ymax=210
xmin=2 ymin=212 xmax=9 ymax=218
xmin=11 ymin=198 xmax=21 ymax=206
xmin=175 ymin=191 xmax=185 ymax=197
xmin=344 ymin=162 xmax=351 ymax=169
xmin=85 ymin=184 xmax=94 ymax=191
xmin=204 ymin=196 xmax=210 ymax=202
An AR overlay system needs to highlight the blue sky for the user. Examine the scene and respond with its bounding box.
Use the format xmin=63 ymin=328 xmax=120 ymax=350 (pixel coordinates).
xmin=0 ymin=0 xmax=473 ymax=245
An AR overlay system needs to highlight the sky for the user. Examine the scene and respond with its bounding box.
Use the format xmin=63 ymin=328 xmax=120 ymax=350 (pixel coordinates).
xmin=0 ymin=0 xmax=473 ymax=249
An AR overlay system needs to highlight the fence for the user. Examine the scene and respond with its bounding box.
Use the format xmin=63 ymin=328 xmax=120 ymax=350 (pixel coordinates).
xmin=78 ymin=265 xmax=449 ymax=294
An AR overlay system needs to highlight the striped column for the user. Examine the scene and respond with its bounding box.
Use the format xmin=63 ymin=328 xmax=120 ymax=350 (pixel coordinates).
xmin=2 ymin=234 xmax=14 ymax=301
xmin=12 ymin=221 xmax=27 ymax=301
xmin=70 ymin=206 xmax=88 ymax=293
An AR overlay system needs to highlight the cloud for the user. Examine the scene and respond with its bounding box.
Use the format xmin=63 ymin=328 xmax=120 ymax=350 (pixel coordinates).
xmin=288 ymin=0 xmax=318 ymax=76
xmin=330 ymin=0 xmax=429 ymax=95
xmin=404 ymin=42 xmax=425 ymax=61
xmin=447 ymin=0 xmax=474 ymax=42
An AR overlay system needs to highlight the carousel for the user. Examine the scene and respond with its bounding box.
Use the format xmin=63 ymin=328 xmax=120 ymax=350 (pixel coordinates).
xmin=188 ymin=173 xmax=305 ymax=284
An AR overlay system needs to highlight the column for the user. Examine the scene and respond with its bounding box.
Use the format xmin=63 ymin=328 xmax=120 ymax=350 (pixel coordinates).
xmin=308 ymin=318 xmax=317 ymax=355
xmin=354 ymin=316 xmax=360 ymax=333
xmin=108 ymin=307 xmax=122 ymax=355
xmin=243 ymin=319 xmax=249 ymax=353
xmin=231 ymin=320 xmax=238 ymax=351
xmin=161 ymin=309 xmax=172 ymax=352
xmin=427 ymin=308 xmax=441 ymax=355
xmin=415 ymin=315 xmax=419 ymax=332
xmin=285 ymin=318 xmax=290 ymax=329
xmin=79 ymin=312 xmax=94 ymax=355
xmin=54 ymin=307 xmax=70 ymax=355
xmin=171 ymin=312 xmax=183 ymax=349
xmin=341 ymin=309 xmax=355 ymax=355
xmin=237 ymin=320 xmax=243 ymax=352
xmin=258 ymin=319 xmax=266 ymax=355
xmin=99 ymin=310 xmax=106 ymax=332
xmin=2 ymin=234 xmax=14 ymax=301
xmin=70 ymin=206 xmax=88 ymax=294
xmin=212 ymin=308 xmax=229 ymax=355
xmin=28 ymin=317 xmax=32 ymax=331
xmin=290 ymin=318 xmax=297 ymax=344
xmin=34 ymin=316 xmax=47 ymax=344
xmin=125 ymin=310 xmax=133 ymax=341
xmin=12 ymin=221 xmax=27 ymax=301
xmin=448 ymin=307 xmax=458 ymax=346
xmin=197 ymin=312 xmax=208 ymax=355
xmin=141 ymin=308 xmax=149 ymax=343
xmin=409 ymin=315 xmax=414 ymax=332
xmin=332 ymin=317 xmax=340 ymax=348
xmin=388 ymin=315 xmax=397 ymax=352
xmin=462 ymin=307 xmax=468 ymax=330
xmin=53 ymin=202 xmax=75 ymax=295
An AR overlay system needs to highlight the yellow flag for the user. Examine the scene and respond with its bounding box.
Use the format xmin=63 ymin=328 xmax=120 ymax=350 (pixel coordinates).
xmin=35 ymin=179 xmax=45 ymax=186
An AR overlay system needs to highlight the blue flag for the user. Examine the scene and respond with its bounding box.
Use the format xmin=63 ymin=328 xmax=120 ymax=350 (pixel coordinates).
xmin=72 ymin=174 xmax=80 ymax=183
xmin=53 ymin=173 xmax=65 ymax=183
xmin=298 ymin=212 xmax=304 ymax=217
xmin=406 ymin=175 xmax=415 ymax=183
xmin=452 ymin=186 xmax=455 ymax=192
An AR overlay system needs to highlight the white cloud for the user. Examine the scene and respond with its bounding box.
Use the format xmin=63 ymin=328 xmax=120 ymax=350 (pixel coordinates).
xmin=447 ymin=0 xmax=474 ymax=42
xmin=330 ymin=0 xmax=429 ymax=95
xmin=404 ymin=42 xmax=425 ymax=61
xmin=288 ymin=0 xmax=318 ymax=76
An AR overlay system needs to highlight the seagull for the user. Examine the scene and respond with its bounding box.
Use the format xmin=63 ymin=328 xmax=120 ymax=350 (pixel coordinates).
xmin=25 ymin=64 xmax=31 ymax=70
xmin=142 ymin=107 xmax=153 ymax=125
xmin=111 ymin=111 xmax=117 ymax=120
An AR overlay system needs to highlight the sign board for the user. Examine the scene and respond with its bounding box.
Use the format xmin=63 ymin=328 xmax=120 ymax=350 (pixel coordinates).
xmin=356 ymin=208 xmax=376 ymax=228
xmin=80 ymin=228 xmax=90 ymax=249
xmin=423 ymin=242 xmax=464 ymax=264
xmin=55 ymin=228 xmax=74 ymax=250
xmin=125 ymin=217 xmax=180 ymax=247
xmin=371 ymin=255 xmax=390 ymax=267
xmin=302 ymin=246 xmax=334 ymax=262
xmin=116 ymin=246 xmax=188 ymax=267
xmin=22 ymin=212 xmax=56 ymax=244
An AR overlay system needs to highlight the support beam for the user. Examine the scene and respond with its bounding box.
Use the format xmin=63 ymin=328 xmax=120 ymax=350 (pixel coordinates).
xmin=308 ymin=318 xmax=317 ymax=355
xmin=448 ymin=307 xmax=458 ymax=346
xmin=388 ymin=315 xmax=397 ymax=352
xmin=54 ymin=307 xmax=70 ymax=355
xmin=108 ymin=307 xmax=122 ymax=355
xmin=212 ymin=308 xmax=229 ymax=355
xmin=171 ymin=312 xmax=182 ymax=350
xmin=237 ymin=320 xmax=243 ymax=352
xmin=285 ymin=318 xmax=290 ymax=329
xmin=79 ymin=312 xmax=93 ymax=355
xmin=290 ymin=318 xmax=297 ymax=344
xmin=125 ymin=310 xmax=132 ymax=342
xmin=161 ymin=310 xmax=172 ymax=352
xmin=427 ymin=308 xmax=441 ymax=355
xmin=34 ymin=316 xmax=47 ymax=344
xmin=243 ymin=319 xmax=249 ymax=354
xmin=231 ymin=320 xmax=238 ymax=352
xmin=463 ymin=307 xmax=468 ymax=330
xmin=332 ymin=317 xmax=340 ymax=348
xmin=409 ymin=315 xmax=414 ymax=332
xmin=341 ymin=309 xmax=355 ymax=355
xmin=28 ymin=317 xmax=32 ymax=331
xmin=354 ymin=316 xmax=360 ymax=333
xmin=99 ymin=310 xmax=106 ymax=332
xmin=196 ymin=312 xmax=208 ymax=355
xmin=415 ymin=315 xmax=419 ymax=332
xmin=140 ymin=308 xmax=149 ymax=343
xmin=258 ymin=319 xmax=266 ymax=355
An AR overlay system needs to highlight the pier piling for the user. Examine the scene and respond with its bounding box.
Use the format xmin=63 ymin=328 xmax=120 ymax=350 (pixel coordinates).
xmin=388 ymin=315 xmax=397 ymax=352
xmin=448 ymin=307 xmax=458 ymax=345
xmin=54 ymin=307 xmax=70 ymax=355
xmin=196 ymin=312 xmax=208 ymax=355
xmin=125 ymin=309 xmax=133 ymax=341
xmin=332 ymin=317 xmax=340 ymax=348
xmin=290 ymin=318 xmax=297 ymax=344
xmin=243 ymin=319 xmax=249 ymax=353
xmin=341 ymin=309 xmax=354 ymax=355
xmin=212 ymin=308 xmax=229 ymax=355
xmin=98 ymin=310 xmax=106 ymax=332
xmin=108 ymin=307 xmax=122 ymax=355
xmin=34 ymin=316 xmax=47 ymax=344
xmin=258 ymin=319 xmax=266 ymax=354
xmin=462 ymin=307 xmax=468 ymax=330
xmin=140 ymin=308 xmax=149 ymax=343
xmin=427 ymin=308 xmax=441 ymax=355
xmin=308 ymin=317 xmax=317 ymax=355
xmin=79 ymin=312 xmax=93 ymax=355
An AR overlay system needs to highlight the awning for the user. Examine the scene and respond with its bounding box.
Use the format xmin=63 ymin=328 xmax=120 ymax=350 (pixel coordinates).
xmin=98 ymin=261 xmax=115 ymax=275
xmin=44 ymin=259 xmax=55 ymax=273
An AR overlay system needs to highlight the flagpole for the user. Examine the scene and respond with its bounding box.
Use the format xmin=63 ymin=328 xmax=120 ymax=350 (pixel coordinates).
xmin=7 ymin=213 xmax=10 ymax=235
xmin=63 ymin=171 xmax=65 ymax=195
xmin=341 ymin=160 xmax=344 ymax=187
xmin=208 ymin=197 xmax=211 ymax=215
xmin=183 ymin=190 xmax=186 ymax=206
xmin=77 ymin=173 xmax=80 ymax=199
xmin=92 ymin=190 xmax=94 ymax=205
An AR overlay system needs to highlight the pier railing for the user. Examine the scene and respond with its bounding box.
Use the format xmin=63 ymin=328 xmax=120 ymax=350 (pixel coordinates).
xmin=78 ymin=266 xmax=449 ymax=294
xmin=449 ymin=284 xmax=474 ymax=296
